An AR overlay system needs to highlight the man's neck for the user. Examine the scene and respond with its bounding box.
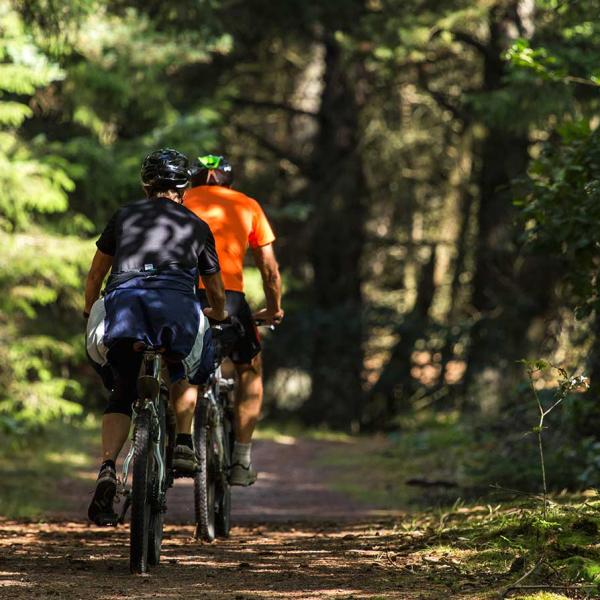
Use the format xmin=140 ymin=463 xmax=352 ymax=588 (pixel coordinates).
xmin=156 ymin=190 xmax=182 ymax=203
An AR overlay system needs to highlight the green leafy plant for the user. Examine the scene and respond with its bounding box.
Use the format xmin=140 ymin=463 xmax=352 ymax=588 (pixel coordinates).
xmin=505 ymin=38 xmax=600 ymax=87
xmin=517 ymin=124 xmax=600 ymax=318
xmin=520 ymin=360 xmax=589 ymax=518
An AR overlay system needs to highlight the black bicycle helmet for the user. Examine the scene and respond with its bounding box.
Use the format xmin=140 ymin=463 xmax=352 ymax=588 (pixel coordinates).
xmin=190 ymin=154 xmax=234 ymax=187
xmin=140 ymin=148 xmax=190 ymax=192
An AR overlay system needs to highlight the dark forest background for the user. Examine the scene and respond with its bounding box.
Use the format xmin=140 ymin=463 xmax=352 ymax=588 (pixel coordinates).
xmin=2 ymin=0 xmax=600 ymax=492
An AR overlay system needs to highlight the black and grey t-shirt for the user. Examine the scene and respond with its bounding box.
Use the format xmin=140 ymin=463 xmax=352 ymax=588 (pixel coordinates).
xmin=96 ymin=196 xmax=220 ymax=284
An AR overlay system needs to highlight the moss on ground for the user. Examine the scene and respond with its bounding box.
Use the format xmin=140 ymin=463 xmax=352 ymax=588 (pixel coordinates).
xmin=318 ymin=414 xmax=600 ymax=596
xmin=345 ymin=498 xmax=600 ymax=597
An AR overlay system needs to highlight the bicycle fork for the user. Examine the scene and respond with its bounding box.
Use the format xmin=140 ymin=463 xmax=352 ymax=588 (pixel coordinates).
xmin=117 ymin=401 xmax=167 ymax=523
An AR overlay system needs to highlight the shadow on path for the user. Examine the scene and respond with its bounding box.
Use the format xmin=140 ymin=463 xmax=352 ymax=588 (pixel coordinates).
xmin=0 ymin=438 xmax=442 ymax=599
xmin=0 ymin=520 xmax=447 ymax=600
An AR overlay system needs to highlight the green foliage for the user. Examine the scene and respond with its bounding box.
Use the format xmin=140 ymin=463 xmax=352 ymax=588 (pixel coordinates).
xmin=0 ymin=0 xmax=233 ymax=432
xmin=505 ymin=39 xmax=567 ymax=81
xmin=467 ymin=379 xmax=600 ymax=494
xmin=0 ymin=4 xmax=73 ymax=229
xmin=518 ymin=124 xmax=600 ymax=317
xmin=505 ymin=38 xmax=600 ymax=87
xmin=0 ymin=231 xmax=95 ymax=430
xmin=324 ymin=428 xmax=600 ymax=591
xmin=0 ymin=0 xmax=596 ymax=451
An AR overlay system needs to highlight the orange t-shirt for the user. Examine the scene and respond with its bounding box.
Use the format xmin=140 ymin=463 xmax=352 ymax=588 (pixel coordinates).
xmin=184 ymin=185 xmax=276 ymax=292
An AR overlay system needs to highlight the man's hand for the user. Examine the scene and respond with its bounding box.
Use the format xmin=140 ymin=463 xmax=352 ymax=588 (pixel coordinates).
xmin=203 ymin=307 xmax=228 ymax=322
xmin=253 ymin=307 xmax=284 ymax=326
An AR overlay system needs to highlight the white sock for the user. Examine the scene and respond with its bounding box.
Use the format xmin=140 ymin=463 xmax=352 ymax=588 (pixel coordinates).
xmin=232 ymin=442 xmax=252 ymax=467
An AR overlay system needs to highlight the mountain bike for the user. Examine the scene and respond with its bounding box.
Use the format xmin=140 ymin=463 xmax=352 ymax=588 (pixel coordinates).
xmin=117 ymin=348 xmax=175 ymax=574
xmin=194 ymin=322 xmax=240 ymax=542
xmin=194 ymin=319 xmax=273 ymax=542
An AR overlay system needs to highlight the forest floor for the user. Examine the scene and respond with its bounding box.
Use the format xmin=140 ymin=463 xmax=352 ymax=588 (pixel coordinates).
xmin=0 ymin=421 xmax=599 ymax=600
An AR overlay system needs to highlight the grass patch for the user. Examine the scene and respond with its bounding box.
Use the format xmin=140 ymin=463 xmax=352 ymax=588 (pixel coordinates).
xmin=256 ymin=420 xmax=352 ymax=443
xmin=318 ymin=411 xmax=474 ymax=508
xmin=514 ymin=595 xmax=572 ymax=600
xmin=315 ymin=414 xmax=600 ymax=595
xmin=0 ymin=413 xmax=99 ymax=518
xmin=369 ymin=498 xmax=600 ymax=596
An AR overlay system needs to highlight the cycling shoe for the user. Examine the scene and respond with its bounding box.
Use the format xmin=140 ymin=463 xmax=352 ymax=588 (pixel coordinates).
xmin=173 ymin=445 xmax=198 ymax=475
xmin=88 ymin=464 xmax=118 ymax=526
xmin=229 ymin=462 xmax=257 ymax=486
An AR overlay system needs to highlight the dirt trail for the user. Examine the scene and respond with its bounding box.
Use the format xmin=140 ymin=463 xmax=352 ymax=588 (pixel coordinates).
xmin=0 ymin=437 xmax=450 ymax=600
xmin=168 ymin=437 xmax=374 ymax=523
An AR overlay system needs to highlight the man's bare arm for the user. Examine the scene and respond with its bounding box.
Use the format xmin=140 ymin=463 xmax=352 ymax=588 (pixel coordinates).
xmin=200 ymin=272 xmax=227 ymax=321
xmin=84 ymin=250 xmax=113 ymax=315
xmin=252 ymin=243 xmax=284 ymax=324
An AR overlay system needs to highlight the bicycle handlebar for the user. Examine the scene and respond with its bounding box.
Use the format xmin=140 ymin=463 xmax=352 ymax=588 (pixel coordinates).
xmin=254 ymin=319 xmax=276 ymax=330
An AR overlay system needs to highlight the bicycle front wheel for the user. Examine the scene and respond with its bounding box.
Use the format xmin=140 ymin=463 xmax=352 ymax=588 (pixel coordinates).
xmin=130 ymin=410 xmax=153 ymax=574
xmin=215 ymin=414 xmax=233 ymax=538
xmin=148 ymin=390 xmax=168 ymax=566
xmin=194 ymin=400 xmax=216 ymax=541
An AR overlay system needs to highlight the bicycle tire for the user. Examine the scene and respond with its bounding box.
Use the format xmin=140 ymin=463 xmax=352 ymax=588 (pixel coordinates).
xmin=148 ymin=392 xmax=168 ymax=566
xmin=215 ymin=413 xmax=232 ymax=538
xmin=194 ymin=399 xmax=216 ymax=541
xmin=165 ymin=399 xmax=177 ymax=487
xmin=130 ymin=410 xmax=153 ymax=574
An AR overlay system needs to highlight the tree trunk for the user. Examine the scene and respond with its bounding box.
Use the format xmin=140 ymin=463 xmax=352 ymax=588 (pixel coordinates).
xmin=438 ymin=187 xmax=474 ymax=399
xmin=301 ymin=37 xmax=367 ymax=430
xmin=464 ymin=2 xmax=547 ymax=412
xmin=366 ymin=245 xmax=437 ymax=427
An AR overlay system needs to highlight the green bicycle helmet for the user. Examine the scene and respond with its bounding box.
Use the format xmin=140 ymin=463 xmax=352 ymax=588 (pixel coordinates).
xmin=190 ymin=154 xmax=234 ymax=187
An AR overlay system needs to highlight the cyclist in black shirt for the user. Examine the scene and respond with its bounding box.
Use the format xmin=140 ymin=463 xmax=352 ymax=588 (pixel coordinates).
xmin=84 ymin=148 xmax=227 ymax=525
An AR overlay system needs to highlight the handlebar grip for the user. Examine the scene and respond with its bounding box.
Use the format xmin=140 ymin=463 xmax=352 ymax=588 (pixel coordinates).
xmin=255 ymin=319 xmax=276 ymax=331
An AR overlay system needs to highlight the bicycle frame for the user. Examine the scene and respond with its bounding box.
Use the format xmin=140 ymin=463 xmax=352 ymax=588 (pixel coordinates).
xmin=201 ymin=366 xmax=235 ymax=466
xmin=203 ymin=367 xmax=221 ymax=440
xmin=119 ymin=351 xmax=168 ymax=519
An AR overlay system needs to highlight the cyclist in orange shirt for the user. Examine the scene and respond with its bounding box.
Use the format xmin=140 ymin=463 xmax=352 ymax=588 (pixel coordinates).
xmin=184 ymin=155 xmax=284 ymax=486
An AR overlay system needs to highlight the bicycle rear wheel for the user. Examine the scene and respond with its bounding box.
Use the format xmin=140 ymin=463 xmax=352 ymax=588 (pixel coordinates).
xmin=194 ymin=399 xmax=216 ymax=541
xmin=130 ymin=410 xmax=153 ymax=574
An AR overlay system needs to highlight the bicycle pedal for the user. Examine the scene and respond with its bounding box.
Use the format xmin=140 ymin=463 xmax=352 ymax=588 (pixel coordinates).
xmin=172 ymin=468 xmax=199 ymax=479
